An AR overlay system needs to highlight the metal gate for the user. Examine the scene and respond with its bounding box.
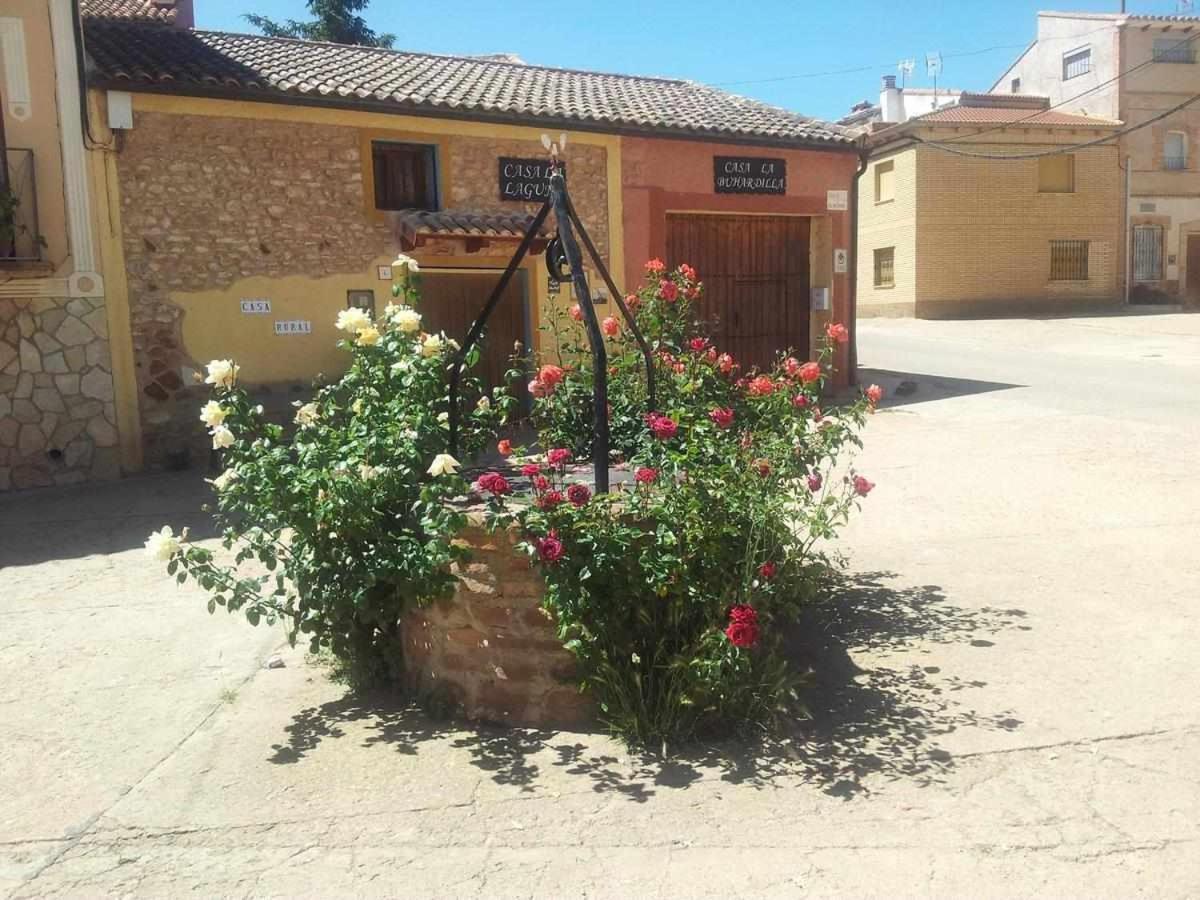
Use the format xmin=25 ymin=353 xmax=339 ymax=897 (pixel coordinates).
xmin=1133 ymin=225 xmax=1164 ymax=282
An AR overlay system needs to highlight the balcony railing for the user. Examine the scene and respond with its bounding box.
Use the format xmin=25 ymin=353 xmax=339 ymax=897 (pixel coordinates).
xmin=1 ymin=148 xmax=42 ymax=262
xmin=1164 ymin=156 xmax=1189 ymax=171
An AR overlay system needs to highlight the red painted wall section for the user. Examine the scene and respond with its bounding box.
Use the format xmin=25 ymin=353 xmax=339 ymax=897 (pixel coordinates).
xmin=620 ymin=136 xmax=859 ymax=382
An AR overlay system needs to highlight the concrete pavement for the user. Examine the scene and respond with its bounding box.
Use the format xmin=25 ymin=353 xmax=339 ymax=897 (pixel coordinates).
xmin=2 ymin=312 xmax=1198 ymax=897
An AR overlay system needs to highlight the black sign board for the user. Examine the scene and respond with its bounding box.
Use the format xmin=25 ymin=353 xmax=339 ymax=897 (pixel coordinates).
xmin=713 ymin=156 xmax=787 ymax=195
xmin=499 ymin=158 xmax=562 ymax=202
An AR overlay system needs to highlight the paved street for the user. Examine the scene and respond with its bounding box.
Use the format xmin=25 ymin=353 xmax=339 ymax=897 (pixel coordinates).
xmin=2 ymin=312 xmax=1199 ymax=898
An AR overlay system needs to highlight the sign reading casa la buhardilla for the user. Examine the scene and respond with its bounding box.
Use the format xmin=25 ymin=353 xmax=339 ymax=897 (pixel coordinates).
xmin=713 ymin=156 xmax=787 ymax=195
xmin=498 ymin=158 xmax=565 ymax=201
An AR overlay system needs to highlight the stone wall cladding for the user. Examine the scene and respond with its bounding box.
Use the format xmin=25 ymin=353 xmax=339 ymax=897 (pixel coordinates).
xmin=402 ymin=525 xmax=594 ymax=729
xmin=0 ymin=296 xmax=119 ymax=491
xmin=116 ymin=112 xmax=610 ymax=466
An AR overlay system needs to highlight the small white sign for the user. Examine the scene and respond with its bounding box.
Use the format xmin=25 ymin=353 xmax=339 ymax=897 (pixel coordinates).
xmin=834 ymin=248 xmax=848 ymax=273
xmin=377 ymin=265 xmax=393 ymax=281
xmin=240 ymin=298 xmax=272 ymax=314
xmin=274 ymin=319 xmax=312 ymax=335
xmin=827 ymin=190 xmax=848 ymax=211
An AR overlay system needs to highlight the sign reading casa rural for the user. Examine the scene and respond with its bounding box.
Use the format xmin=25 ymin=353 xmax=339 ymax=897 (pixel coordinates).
xmin=713 ymin=156 xmax=787 ymax=195
xmin=498 ymin=158 xmax=563 ymax=202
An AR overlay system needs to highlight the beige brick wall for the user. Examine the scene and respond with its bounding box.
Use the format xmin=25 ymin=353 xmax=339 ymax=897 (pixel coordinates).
xmin=857 ymin=150 xmax=918 ymax=316
xmin=913 ymin=143 xmax=1122 ymax=313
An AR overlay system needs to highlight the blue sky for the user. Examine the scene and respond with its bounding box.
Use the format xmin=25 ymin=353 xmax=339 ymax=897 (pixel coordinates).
xmin=197 ymin=0 xmax=1187 ymax=121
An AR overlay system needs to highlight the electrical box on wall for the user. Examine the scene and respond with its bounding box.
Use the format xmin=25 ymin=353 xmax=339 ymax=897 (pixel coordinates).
xmin=107 ymin=91 xmax=133 ymax=130
xmin=811 ymin=287 xmax=830 ymax=311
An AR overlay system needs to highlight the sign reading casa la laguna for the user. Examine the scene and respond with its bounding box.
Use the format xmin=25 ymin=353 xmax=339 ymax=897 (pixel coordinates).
xmin=499 ymin=158 xmax=564 ymax=202
xmin=713 ymin=156 xmax=787 ymax=195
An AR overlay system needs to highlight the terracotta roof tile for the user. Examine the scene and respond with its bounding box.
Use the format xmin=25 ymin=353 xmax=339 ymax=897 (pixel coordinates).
xmin=915 ymin=106 xmax=1120 ymax=127
xmin=81 ymin=22 xmax=853 ymax=147
xmin=391 ymin=209 xmax=552 ymax=241
xmin=81 ymin=0 xmax=178 ymax=23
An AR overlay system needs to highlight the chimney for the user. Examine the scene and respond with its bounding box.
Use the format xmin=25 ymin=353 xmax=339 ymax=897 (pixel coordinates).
xmin=880 ymin=75 xmax=904 ymax=124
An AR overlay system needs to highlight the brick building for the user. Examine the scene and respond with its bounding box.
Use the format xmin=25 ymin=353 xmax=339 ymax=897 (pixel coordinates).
xmin=857 ymin=93 xmax=1123 ymax=318
xmin=0 ymin=0 xmax=861 ymax=486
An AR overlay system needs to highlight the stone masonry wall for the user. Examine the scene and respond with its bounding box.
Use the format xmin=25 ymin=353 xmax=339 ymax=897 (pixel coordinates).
xmin=402 ymin=524 xmax=594 ymax=729
xmin=116 ymin=112 xmax=610 ymax=468
xmin=0 ymin=297 xmax=119 ymax=491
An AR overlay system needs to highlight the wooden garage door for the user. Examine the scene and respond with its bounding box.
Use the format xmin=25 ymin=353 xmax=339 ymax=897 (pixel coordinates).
xmin=666 ymin=214 xmax=810 ymax=371
xmin=418 ymin=270 xmax=528 ymax=392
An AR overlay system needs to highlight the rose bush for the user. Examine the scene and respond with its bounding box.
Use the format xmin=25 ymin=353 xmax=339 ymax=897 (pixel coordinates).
xmin=487 ymin=262 xmax=878 ymax=743
xmin=147 ymin=258 xmax=515 ymax=686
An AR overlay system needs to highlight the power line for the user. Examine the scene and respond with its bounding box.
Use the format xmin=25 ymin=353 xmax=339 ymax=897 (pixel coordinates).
xmin=912 ymin=88 xmax=1200 ymax=160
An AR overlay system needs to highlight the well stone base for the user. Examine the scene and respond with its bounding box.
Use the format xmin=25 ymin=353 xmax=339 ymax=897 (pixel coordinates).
xmin=402 ymin=524 xmax=594 ymax=729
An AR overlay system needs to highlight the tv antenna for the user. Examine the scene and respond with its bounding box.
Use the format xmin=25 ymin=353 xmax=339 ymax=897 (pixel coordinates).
xmin=1180 ymin=0 xmax=1194 ymax=15
xmin=926 ymin=51 xmax=943 ymax=97
xmin=897 ymin=58 xmax=915 ymax=88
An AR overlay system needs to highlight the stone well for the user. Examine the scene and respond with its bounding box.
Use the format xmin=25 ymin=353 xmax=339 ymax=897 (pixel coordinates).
xmin=401 ymin=522 xmax=594 ymax=729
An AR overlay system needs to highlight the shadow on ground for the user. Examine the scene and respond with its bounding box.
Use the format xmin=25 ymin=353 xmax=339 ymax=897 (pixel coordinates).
xmin=268 ymin=571 xmax=1027 ymax=801
xmin=857 ymin=368 xmax=1022 ymax=410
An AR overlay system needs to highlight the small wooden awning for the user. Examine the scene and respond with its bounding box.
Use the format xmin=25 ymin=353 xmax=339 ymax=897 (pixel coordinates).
xmin=389 ymin=209 xmax=552 ymax=254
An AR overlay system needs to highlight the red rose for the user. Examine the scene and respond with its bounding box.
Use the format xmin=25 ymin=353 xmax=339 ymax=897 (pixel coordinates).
xmin=497 ymin=439 xmax=513 ymax=456
xmin=601 ymin=316 xmax=620 ymax=338
xmin=538 ymin=364 xmax=565 ymax=387
xmin=536 ymin=531 xmax=564 ymax=563
xmin=717 ymin=353 xmax=736 ymax=375
xmin=865 ymin=384 xmax=883 ymax=405
xmin=792 ymin=393 xmax=809 ymax=410
xmin=521 ymin=463 xmax=541 ymax=477
xmin=634 ymin=466 xmax=658 ymax=485
xmin=709 ymin=407 xmax=734 ymax=429
xmin=658 ymin=279 xmax=679 ymax=302
xmin=685 ymin=286 xmax=701 ymax=301
xmin=747 ymin=376 xmax=775 ymax=397
xmin=807 ymin=472 xmax=822 ymax=492
xmin=689 ymin=337 xmax=708 ymax=353
xmin=853 ymin=475 xmax=875 ymax=496
xmin=566 ymin=483 xmax=592 ymax=507
xmin=569 ymin=304 xmax=584 ymax=322
xmin=725 ymin=604 xmax=760 ymax=648
xmin=678 ymin=263 xmax=697 ymax=281
xmin=475 ymin=472 xmax=511 ymax=496
xmin=645 ymin=413 xmax=678 ymax=440
xmin=825 ymin=322 xmax=849 ymax=344
xmin=799 ymin=362 xmax=821 ymax=384
xmin=705 ymin=347 xmax=718 ymax=364
xmin=673 ymin=361 xmax=686 ymax=374
xmin=783 ymin=357 xmax=802 ymax=378
xmin=758 ymin=561 xmax=777 ymax=580
xmin=533 ymin=474 xmax=550 ymax=492
xmin=537 ymin=489 xmax=564 ymax=509
xmin=547 ymin=448 xmax=572 ymax=467
xmin=625 ymin=293 xmax=641 ymax=313
xmin=645 ymin=258 xmax=666 ymax=274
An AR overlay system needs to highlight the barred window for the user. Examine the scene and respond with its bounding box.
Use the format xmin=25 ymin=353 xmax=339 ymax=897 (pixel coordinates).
xmin=1063 ymin=47 xmax=1091 ymax=80
xmin=1153 ymin=37 xmax=1195 ymax=64
xmin=1049 ymin=240 xmax=1089 ymax=281
xmin=873 ymin=247 xmax=895 ymax=288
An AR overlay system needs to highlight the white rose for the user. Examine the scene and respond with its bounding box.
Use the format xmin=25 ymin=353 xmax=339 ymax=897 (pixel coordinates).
xmin=335 ymin=307 xmax=372 ymax=334
xmin=209 ymin=468 xmax=239 ymax=491
xmin=476 ymin=396 xmax=491 ymax=411
xmin=204 ymin=359 xmax=240 ymax=390
xmin=427 ymin=453 xmax=460 ymax=477
xmin=144 ymin=525 xmax=181 ymax=561
xmin=421 ymin=334 xmax=444 ymax=358
xmin=211 ymin=425 xmax=235 ymax=449
xmin=394 ymin=307 xmax=422 ymax=334
xmin=355 ymin=325 xmax=380 ymax=347
xmin=357 ymin=462 xmax=381 ymax=481
xmin=199 ymin=400 xmax=227 ymax=428
xmin=294 ymin=402 xmax=319 ymax=426
xmin=392 ymin=253 xmax=420 ymax=274
xmin=352 ymin=398 xmax=364 ymax=414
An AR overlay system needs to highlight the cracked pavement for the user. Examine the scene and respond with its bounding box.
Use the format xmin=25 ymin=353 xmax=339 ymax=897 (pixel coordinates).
xmin=2 ymin=313 xmax=1199 ymax=897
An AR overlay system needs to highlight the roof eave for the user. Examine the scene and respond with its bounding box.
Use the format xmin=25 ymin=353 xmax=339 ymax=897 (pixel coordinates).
xmin=88 ymin=78 xmax=857 ymax=152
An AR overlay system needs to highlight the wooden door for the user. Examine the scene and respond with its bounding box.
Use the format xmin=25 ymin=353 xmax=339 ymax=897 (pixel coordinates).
xmin=666 ymin=214 xmax=810 ymax=371
xmin=1187 ymin=235 xmax=1200 ymax=304
xmin=418 ymin=269 xmax=528 ymax=392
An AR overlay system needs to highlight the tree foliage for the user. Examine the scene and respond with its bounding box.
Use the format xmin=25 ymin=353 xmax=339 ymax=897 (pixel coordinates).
xmin=244 ymin=0 xmax=395 ymax=48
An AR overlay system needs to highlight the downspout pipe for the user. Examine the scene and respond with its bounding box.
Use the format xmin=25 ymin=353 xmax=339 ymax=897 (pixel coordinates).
xmin=1123 ymin=153 xmax=1131 ymax=305
xmin=848 ymin=139 xmax=870 ymax=385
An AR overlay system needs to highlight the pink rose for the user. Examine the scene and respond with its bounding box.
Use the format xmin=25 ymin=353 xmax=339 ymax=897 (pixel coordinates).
xmin=747 ymin=376 xmax=776 ymax=397
xmin=853 ymin=475 xmax=874 ymax=496
xmin=658 ymin=280 xmax=679 ymax=302
xmin=536 ymin=531 xmax=564 ymax=563
xmin=497 ymin=439 xmax=513 ymax=456
xmin=678 ymin=263 xmax=697 ymax=281
xmin=799 ymin=362 xmax=821 ymax=384
xmin=865 ymin=384 xmax=883 ymax=405
xmin=645 ymin=413 xmax=678 ymax=440
xmin=825 ymin=322 xmax=849 ymax=344
xmin=538 ymin=364 xmax=565 ymax=387
xmin=717 ymin=353 xmax=736 ymax=375
xmin=602 ymin=316 xmax=620 ymax=338
xmin=547 ymin=448 xmax=572 ymax=467
xmin=645 ymin=258 xmax=666 ymax=274
xmin=792 ymin=393 xmax=809 ymax=410
xmin=521 ymin=463 xmax=541 ymax=477
xmin=807 ymin=472 xmax=822 ymax=492
xmin=569 ymin=304 xmax=584 ymax=322
xmin=709 ymin=407 xmax=734 ymax=429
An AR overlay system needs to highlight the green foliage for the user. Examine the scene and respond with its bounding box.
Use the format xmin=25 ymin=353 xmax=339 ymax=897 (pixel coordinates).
xmin=152 ymin=263 xmax=514 ymax=687
xmin=0 ymin=182 xmax=46 ymax=257
xmin=244 ymin=0 xmax=395 ymax=48
xmin=487 ymin=262 xmax=875 ymax=745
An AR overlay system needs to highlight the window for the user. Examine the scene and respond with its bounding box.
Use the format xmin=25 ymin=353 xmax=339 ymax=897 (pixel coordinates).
xmin=1165 ymin=131 xmax=1188 ymax=170
xmin=1011 ymin=77 xmax=1021 ymax=93
xmin=1153 ymin=37 xmax=1195 ymax=64
xmin=875 ymin=160 xmax=895 ymax=203
xmin=1062 ymin=47 xmax=1092 ymax=80
xmin=371 ymin=142 xmax=438 ymax=211
xmin=1133 ymin=225 xmax=1164 ymax=282
xmin=873 ymin=247 xmax=895 ymax=288
xmin=1038 ymin=154 xmax=1075 ymax=193
xmin=1049 ymin=240 xmax=1089 ymax=281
